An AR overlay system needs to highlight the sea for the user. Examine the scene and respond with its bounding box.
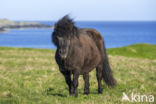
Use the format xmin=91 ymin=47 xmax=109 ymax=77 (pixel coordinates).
xmin=0 ymin=21 xmax=156 ymax=49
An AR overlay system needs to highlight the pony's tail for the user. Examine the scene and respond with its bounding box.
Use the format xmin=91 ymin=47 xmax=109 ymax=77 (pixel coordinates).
xmin=102 ymin=43 xmax=116 ymax=87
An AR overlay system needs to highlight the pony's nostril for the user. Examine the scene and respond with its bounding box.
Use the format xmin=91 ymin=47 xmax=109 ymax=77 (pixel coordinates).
xmin=59 ymin=50 xmax=62 ymax=54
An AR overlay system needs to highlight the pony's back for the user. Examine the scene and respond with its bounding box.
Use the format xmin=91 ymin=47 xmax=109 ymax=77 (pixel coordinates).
xmin=80 ymin=28 xmax=104 ymax=51
xmin=82 ymin=28 xmax=116 ymax=87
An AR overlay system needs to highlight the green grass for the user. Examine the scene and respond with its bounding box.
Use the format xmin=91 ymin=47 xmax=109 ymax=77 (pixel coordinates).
xmin=107 ymin=43 xmax=156 ymax=59
xmin=0 ymin=44 xmax=155 ymax=104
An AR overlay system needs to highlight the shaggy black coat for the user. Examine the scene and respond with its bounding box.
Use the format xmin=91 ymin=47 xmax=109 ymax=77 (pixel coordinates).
xmin=52 ymin=15 xmax=116 ymax=97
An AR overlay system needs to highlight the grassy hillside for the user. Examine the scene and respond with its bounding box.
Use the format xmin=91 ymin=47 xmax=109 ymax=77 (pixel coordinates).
xmin=107 ymin=43 xmax=156 ymax=59
xmin=0 ymin=44 xmax=155 ymax=104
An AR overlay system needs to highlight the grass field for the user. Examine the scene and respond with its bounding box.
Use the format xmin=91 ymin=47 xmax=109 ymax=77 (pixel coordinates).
xmin=0 ymin=44 xmax=155 ymax=104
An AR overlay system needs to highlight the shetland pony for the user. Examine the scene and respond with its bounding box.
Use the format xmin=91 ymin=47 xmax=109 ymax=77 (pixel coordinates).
xmin=52 ymin=15 xmax=116 ymax=97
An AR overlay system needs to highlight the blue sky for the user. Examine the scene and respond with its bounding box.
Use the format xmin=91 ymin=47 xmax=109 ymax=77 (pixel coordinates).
xmin=0 ymin=0 xmax=156 ymax=21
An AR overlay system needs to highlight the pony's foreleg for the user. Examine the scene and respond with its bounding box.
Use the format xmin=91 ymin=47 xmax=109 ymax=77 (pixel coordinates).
xmin=96 ymin=66 xmax=103 ymax=94
xmin=61 ymin=71 xmax=73 ymax=95
xmin=72 ymin=72 xmax=79 ymax=97
xmin=83 ymin=73 xmax=90 ymax=95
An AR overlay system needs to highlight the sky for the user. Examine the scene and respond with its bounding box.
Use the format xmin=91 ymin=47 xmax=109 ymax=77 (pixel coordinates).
xmin=0 ymin=0 xmax=156 ymax=21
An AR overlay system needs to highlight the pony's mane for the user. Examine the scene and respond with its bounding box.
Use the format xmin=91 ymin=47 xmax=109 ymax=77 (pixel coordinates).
xmin=54 ymin=15 xmax=78 ymax=38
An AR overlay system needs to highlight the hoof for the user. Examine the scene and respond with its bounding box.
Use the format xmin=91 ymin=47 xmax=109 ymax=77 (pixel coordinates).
xmin=98 ymin=90 xmax=103 ymax=94
xmin=83 ymin=92 xmax=89 ymax=95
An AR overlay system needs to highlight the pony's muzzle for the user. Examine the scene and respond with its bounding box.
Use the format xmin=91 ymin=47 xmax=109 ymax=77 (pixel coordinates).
xmin=60 ymin=55 xmax=67 ymax=59
xmin=59 ymin=50 xmax=67 ymax=59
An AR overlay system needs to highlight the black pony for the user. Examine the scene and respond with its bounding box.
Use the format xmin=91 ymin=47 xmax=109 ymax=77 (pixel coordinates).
xmin=52 ymin=15 xmax=116 ymax=97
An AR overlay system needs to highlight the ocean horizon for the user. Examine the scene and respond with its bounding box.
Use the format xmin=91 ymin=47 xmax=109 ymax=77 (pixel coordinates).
xmin=0 ymin=21 xmax=156 ymax=49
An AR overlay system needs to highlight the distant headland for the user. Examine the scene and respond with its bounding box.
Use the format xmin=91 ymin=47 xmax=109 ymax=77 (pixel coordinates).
xmin=0 ymin=19 xmax=52 ymax=33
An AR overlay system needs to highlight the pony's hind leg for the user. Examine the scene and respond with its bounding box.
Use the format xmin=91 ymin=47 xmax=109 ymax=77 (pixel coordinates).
xmin=96 ymin=65 xmax=103 ymax=94
xmin=83 ymin=73 xmax=90 ymax=95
